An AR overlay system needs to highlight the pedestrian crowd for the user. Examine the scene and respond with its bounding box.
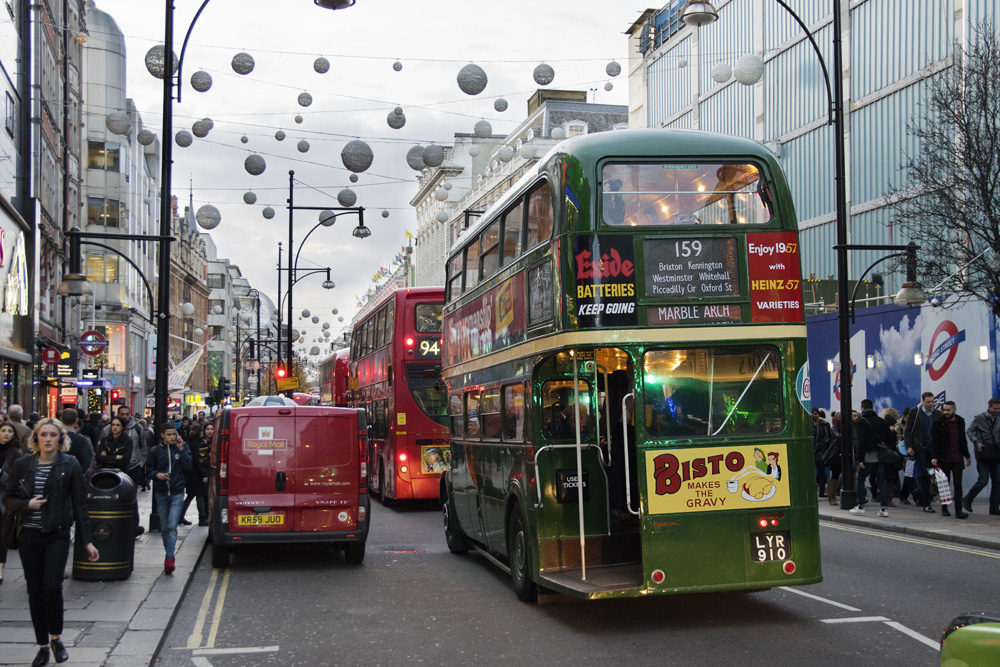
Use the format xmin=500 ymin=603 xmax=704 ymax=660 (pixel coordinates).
xmin=813 ymin=395 xmax=1000 ymax=519
xmin=1 ymin=404 xmax=211 ymax=666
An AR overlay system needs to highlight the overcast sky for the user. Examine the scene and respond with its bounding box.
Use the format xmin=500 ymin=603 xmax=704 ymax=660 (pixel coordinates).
xmin=91 ymin=0 xmax=654 ymax=346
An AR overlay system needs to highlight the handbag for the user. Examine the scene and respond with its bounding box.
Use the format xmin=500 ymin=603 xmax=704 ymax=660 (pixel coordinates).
xmin=822 ymin=435 xmax=842 ymax=467
xmin=931 ymin=466 xmax=954 ymax=504
xmin=1 ymin=478 xmax=30 ymax=550
xmin=877 ymin=445 xmax=902 ymax=467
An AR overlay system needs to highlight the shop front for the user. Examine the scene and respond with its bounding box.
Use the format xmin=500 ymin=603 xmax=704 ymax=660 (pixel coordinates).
xmin=0 ymin=208 xmax=33 ymax=413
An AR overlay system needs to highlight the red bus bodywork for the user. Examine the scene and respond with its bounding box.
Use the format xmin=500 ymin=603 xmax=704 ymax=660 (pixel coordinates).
xmin=350 ymin=287 xmax=448 ymax=502
xmin=320 ymin=348 xmax=351 ymax=406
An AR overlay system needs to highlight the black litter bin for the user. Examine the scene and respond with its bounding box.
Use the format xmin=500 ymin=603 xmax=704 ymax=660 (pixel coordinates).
xmin=73 ymin=470 xmax=136 ymax=581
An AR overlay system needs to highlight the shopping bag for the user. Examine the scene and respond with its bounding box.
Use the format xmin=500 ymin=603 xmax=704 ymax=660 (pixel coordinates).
xmin=904 ymin=459 xmax=917 ymax=478
xmin=931 ymin=466 xmax=953 ymax=504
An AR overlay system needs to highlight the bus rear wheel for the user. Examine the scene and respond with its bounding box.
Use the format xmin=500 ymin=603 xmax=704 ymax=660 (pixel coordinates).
xmin=442 ymin=498 xmax=468 ymax=554
xmin=507 ymin=503 xmax=537 ymax=602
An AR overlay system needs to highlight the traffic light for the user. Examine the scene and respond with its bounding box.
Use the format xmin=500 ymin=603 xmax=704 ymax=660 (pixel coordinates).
xmin=111 ymin=389 xmax=120 ymax=403
xmin=219 ymin=379 xmax=231 ymax=396
xmin=276 ymin=366 xmax=287 ymax=379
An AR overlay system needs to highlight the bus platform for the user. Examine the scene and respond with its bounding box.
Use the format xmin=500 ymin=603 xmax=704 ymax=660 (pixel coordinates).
xmin=0 ymin=489 xmax=208 ymax=667
xmin=817 ymin=495 xmax=1000 ymax=551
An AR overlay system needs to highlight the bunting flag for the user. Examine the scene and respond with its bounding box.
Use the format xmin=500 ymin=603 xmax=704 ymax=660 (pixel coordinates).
xmin=405 ymin=230 xmax=414 ymax=239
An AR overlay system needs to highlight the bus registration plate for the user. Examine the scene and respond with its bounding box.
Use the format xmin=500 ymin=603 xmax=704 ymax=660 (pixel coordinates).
xmin=237 ymin=514 xmax=284 ymax=526
xmin=752 ymin=531 xmax=790 ymax=562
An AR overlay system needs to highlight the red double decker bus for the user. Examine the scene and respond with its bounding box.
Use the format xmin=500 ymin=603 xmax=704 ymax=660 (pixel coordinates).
xmin=319 ymin=348 xmax=351 ymax=406
xmin=349 ymin=287 xmax=449 ymax=502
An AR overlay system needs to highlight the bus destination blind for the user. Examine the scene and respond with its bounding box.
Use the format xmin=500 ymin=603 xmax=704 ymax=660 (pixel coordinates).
xmin=643 ymin=237 xmax=740 ymax=299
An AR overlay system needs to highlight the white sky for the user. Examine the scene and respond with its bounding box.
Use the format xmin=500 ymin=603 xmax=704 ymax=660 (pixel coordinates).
xmin=91 ymin=0 xmax=654 ymax=346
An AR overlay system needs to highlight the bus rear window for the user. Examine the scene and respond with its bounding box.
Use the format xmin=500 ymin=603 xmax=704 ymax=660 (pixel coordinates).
xmin=415 ymin=303 xmax=442 ymax=333
xmin=642 ymin=346 xmax=782 ymax=438
xmin=602 ymin=162 xmax=773 ymax=227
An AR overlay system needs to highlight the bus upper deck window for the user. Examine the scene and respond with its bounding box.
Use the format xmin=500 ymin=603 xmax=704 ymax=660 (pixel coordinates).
xmin=601 ymin=162 xmax=773 ymax=227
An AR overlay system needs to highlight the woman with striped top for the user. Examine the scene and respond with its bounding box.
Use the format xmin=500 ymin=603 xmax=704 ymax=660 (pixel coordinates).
xmin=3 ymin=418 xmax=99 ymax=666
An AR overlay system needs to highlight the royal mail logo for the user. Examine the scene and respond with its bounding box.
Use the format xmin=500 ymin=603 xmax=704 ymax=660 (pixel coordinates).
xmin=243 ymin=439 xmax=288 ymax=451
xmin=926 ymin=321 xmax=965 ymax=382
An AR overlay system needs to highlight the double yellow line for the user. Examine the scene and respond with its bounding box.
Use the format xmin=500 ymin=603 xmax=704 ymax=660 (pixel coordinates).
xmin=186 ymin=561 xmax=232 ymax=650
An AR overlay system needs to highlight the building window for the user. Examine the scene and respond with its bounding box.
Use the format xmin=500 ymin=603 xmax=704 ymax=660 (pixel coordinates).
xmin=85 ymin=255 xmax=119 ymax=283
xmin=209 ymin=299 xmax=226 ymax=314
xmin=88 ymin=141 xmax=120 ymax=171
xmin=566 ymin=122 xmax=588 ymax=137
xmin=207 ymin=273 xmax=225 ymax=289
xmin=4 ymin=92 xmax=14 ymax=139
xmin=87 ymin=198 xmax=121 ymax=226
xmin=211 ymin=325 xmax=224 ymax=340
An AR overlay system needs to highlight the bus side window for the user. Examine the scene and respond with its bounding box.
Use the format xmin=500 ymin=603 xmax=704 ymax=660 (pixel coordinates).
xmin=449 ymin=394 xmax=464 ymax=439
xmin=446 ymin=256 xmax=463 ymax=302
xmin=526 ymin=181 xmax=553 ymax=250
xmin=384 ymin=302 xmax=394 ymax=344
xmin=480 ymin=221 xmax=500 ymax=279
xmin=464 ymin=241 xmax=480 ymax=293
xmin=480 ymin=386 xmax=501 ymax=441
xmin=466 ymin=390 xmax=481 ymax=440
xmin=501 ymin=200 xmax=524 ymax=267
xmin=375 ymin=308 xmax=385 ymax=349
xmin=502 ymin=383 xmax=525 ymax=442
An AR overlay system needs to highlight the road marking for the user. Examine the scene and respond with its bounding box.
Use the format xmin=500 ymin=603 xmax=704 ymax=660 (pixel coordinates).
xmin=820 ymin=521 xmax=1000 ymax=558
xmin=205 ymin=566 xmax=232 ymax=649
xmin=193 ymin=646 xmax=280 ymax=655
xmin=883 ymin=621 xmax=940 ymax=650
xmin=186 ymin=567 xmax=219 ymax=649
xmin=192 ymin=658 xmax=213 ymax=667
xmin=821 ymin=616 xmax=890 ymax=623
xmin=779 ymin=586 xmax=862 ymax=611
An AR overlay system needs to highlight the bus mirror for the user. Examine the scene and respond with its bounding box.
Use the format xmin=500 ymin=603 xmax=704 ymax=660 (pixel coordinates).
xmin=434 ymin=380 xmax=446 ymax=392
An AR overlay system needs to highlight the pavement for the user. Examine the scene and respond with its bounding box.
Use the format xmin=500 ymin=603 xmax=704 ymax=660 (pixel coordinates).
xmin=0 ymin=488 xmax=207 ymax=667
xmin=0 ymin=485 xmax=996 ymax=667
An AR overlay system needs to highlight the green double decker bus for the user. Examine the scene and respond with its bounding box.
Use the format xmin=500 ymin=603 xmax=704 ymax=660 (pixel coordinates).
xmin=440 ymin=128 xmax=821 ymax=601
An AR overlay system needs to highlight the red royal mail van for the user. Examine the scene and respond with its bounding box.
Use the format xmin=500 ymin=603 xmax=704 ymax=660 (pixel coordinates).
xmin=207 ymin=402 xmax=370 ymax=567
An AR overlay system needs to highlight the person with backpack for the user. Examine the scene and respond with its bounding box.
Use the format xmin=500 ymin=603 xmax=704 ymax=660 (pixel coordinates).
xmin=849 ymin=400 xmax=891 ymax=517
xmin=963 ymin=397 xmax=1000 ymax=515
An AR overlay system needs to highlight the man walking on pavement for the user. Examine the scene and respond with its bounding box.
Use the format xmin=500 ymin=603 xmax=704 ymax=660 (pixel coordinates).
xmin=931 ymin=400 xmax=971 ymax=519
xmin=6 ymin=404 xmax=31 ymax=443
xmin=146 ymin=422 xmax=192 ymax=574
xmin=964 ymin=397 xmax=1000 ymax=515
xmin=904 ymin=391 xmax=941 ymax=513
xmin=850 ymin=402 xmax=891 ymax=517
xmin=60 ymin=408 xmax=94 ymax=482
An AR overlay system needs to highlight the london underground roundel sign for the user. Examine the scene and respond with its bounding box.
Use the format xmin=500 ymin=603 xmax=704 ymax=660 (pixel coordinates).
xmin=78 ymin=330 xmax=108 ymax=356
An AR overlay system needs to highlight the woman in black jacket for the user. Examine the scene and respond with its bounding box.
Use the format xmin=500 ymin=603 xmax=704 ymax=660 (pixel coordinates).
xmin=180 ymin=423 xmax=208 ymax=526
xmin=0 ymin=419 xmax=24 ymax=584
xmin=94 ymin=416 xmax=133 ymax=471
xmin=3 ymin=418 xmax=99 ymax=666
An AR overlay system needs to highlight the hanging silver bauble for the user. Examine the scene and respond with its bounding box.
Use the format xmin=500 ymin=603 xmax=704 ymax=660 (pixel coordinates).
xmin=301 ymin=309 xmax=311 ymax=318
xmin=240 ymin=135 xmax=249 ymax=144
xmin=106 ymin=111 xmax=132 ymax=136
xmin=468 ymin=144 xmax=481 ymax=157
xmin=406 ymin=145 xmax=425 ymax=170
xmin=212 ymin=305 xmax=223 ymax=315
xmin=435 ymin=210 xmax=449 ymax=223
xmin=262 ymin=206 xmax=275 ymax=219
xmin=498 ymin=146 xmax=514 ymax=162
xmin=337 ymin=188 xmax=357 ymax=207
xmin=349 ymin=173 xmax=359 ymax=183
xmin=533 ymin=63 xmax=555 ymax=85
xmin=443 ymin=181 xmax=453 ymax=190
xmin=192 ymin=120 xmax=210 ymax=138
xmin=323 ymin=322 xmax=331 ymax=331
xmin=711 ymin=62 xmax=732 ymax=84
xmin=294 ymin=115 xmax=304 ymax=124
xmin=175 ymin=130 xmax=193 ymax=147
xmin=678 ymin=58 xmax=688 ymax=68
xmin=520 ymin=144 xmax=537 ymax=160
xmin=311 ymin=316 xmax=320 ymax=324
xmin=298 ymin=92 xmax=313 ymax=107
xmin=338 ymin=316 xmax=344 ymax=322
xmin=319 ymin=210 xmax=336 ymax=226
xmin=182 ymin=302 xmax=195 ymax=316
xmin=550 ymin=127 xmax=564 ymax=140
xmin=202 ymin=117 xmax=214 ymax=130
xmin=606 ymin=60 xmax=622 ymax=77
xmin=381 ymin=210 xmax=389 ymax=218
xmin=341 ymin=139 xmax=374 ymax=173
xmin=243 ymin=191 xmax=257 ymax=205
xmin=604 ymin=81 xmax=614 ymax=92
xmin=195 ymin=204 xmax=221 ymax=230
xmin=494 ymin=98 xmax=508 ymax=112
xmin=313 ymin=57 xmax=330 ymax=74
xmin=474 ymin=120 xmax=492 ymax=138
xmin=324 ymin=331 xmax=331 ymax=338
xmin=434 ymin=187 xmax=448 ymax=201
xmin=137 ymin=129 xmax=155 ymax=146
xmin=144 ymin=45 xmax=178 ymax=79
xmin=387 ymin=110 xmax=406 ymax=129
xmin=297 ymin=140 xmax=310 ymax=153
xmin=292 ymin=328 xmax=301 ymax=339
xmin=191 ymin=70 xmax=213 ymax=92
xmin=245 ymin=154 xmax=266 ymax=175
xmin=232 ymin=52 xmax=255 ymax=75
xmin=734 ymin=54 xmax=764 ymax=85
xmin=392 ymin=60 xmax=402 ymax=72
xmin=422 ymin=144 xmax=445 ymax=168
xmin=456 ymin=63 xmax=488 ymax=95
xmin=275 ymin=130 xmax=285 ymax=141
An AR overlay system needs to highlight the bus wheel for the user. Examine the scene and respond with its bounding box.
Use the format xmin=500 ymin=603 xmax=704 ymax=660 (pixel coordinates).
xmin=379 ymin=462 xmax=394 ymax=507
xmin=345 ymin=541 xmax=366 ymax=564
xmin=443 ymin=499 xmax=468 ymax=554
xmin=507 ymin=503 xmax=537 ymax=602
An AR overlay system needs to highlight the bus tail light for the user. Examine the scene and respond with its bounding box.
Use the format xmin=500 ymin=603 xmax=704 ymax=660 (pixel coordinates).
xmin=782 ymin=561 xmax=796 ymax=575
xmin=405 ymin=337 xmax=414 ymax=347
xmin=651 ymin=569 xmax=665 ymax=585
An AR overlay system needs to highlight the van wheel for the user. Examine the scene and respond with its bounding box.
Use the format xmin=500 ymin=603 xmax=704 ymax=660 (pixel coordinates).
xmin=211 ymin=541 xmax=230 ymax=569
xmin=443 ymin=498 xmax=468 ymax=554
xmin=507 ymin=503 xmax=537 ymax=602
xmin=345 ymin=542 xmax=365 ymax=564
xmin=379 ymin=462 xmax=393 ymax=507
